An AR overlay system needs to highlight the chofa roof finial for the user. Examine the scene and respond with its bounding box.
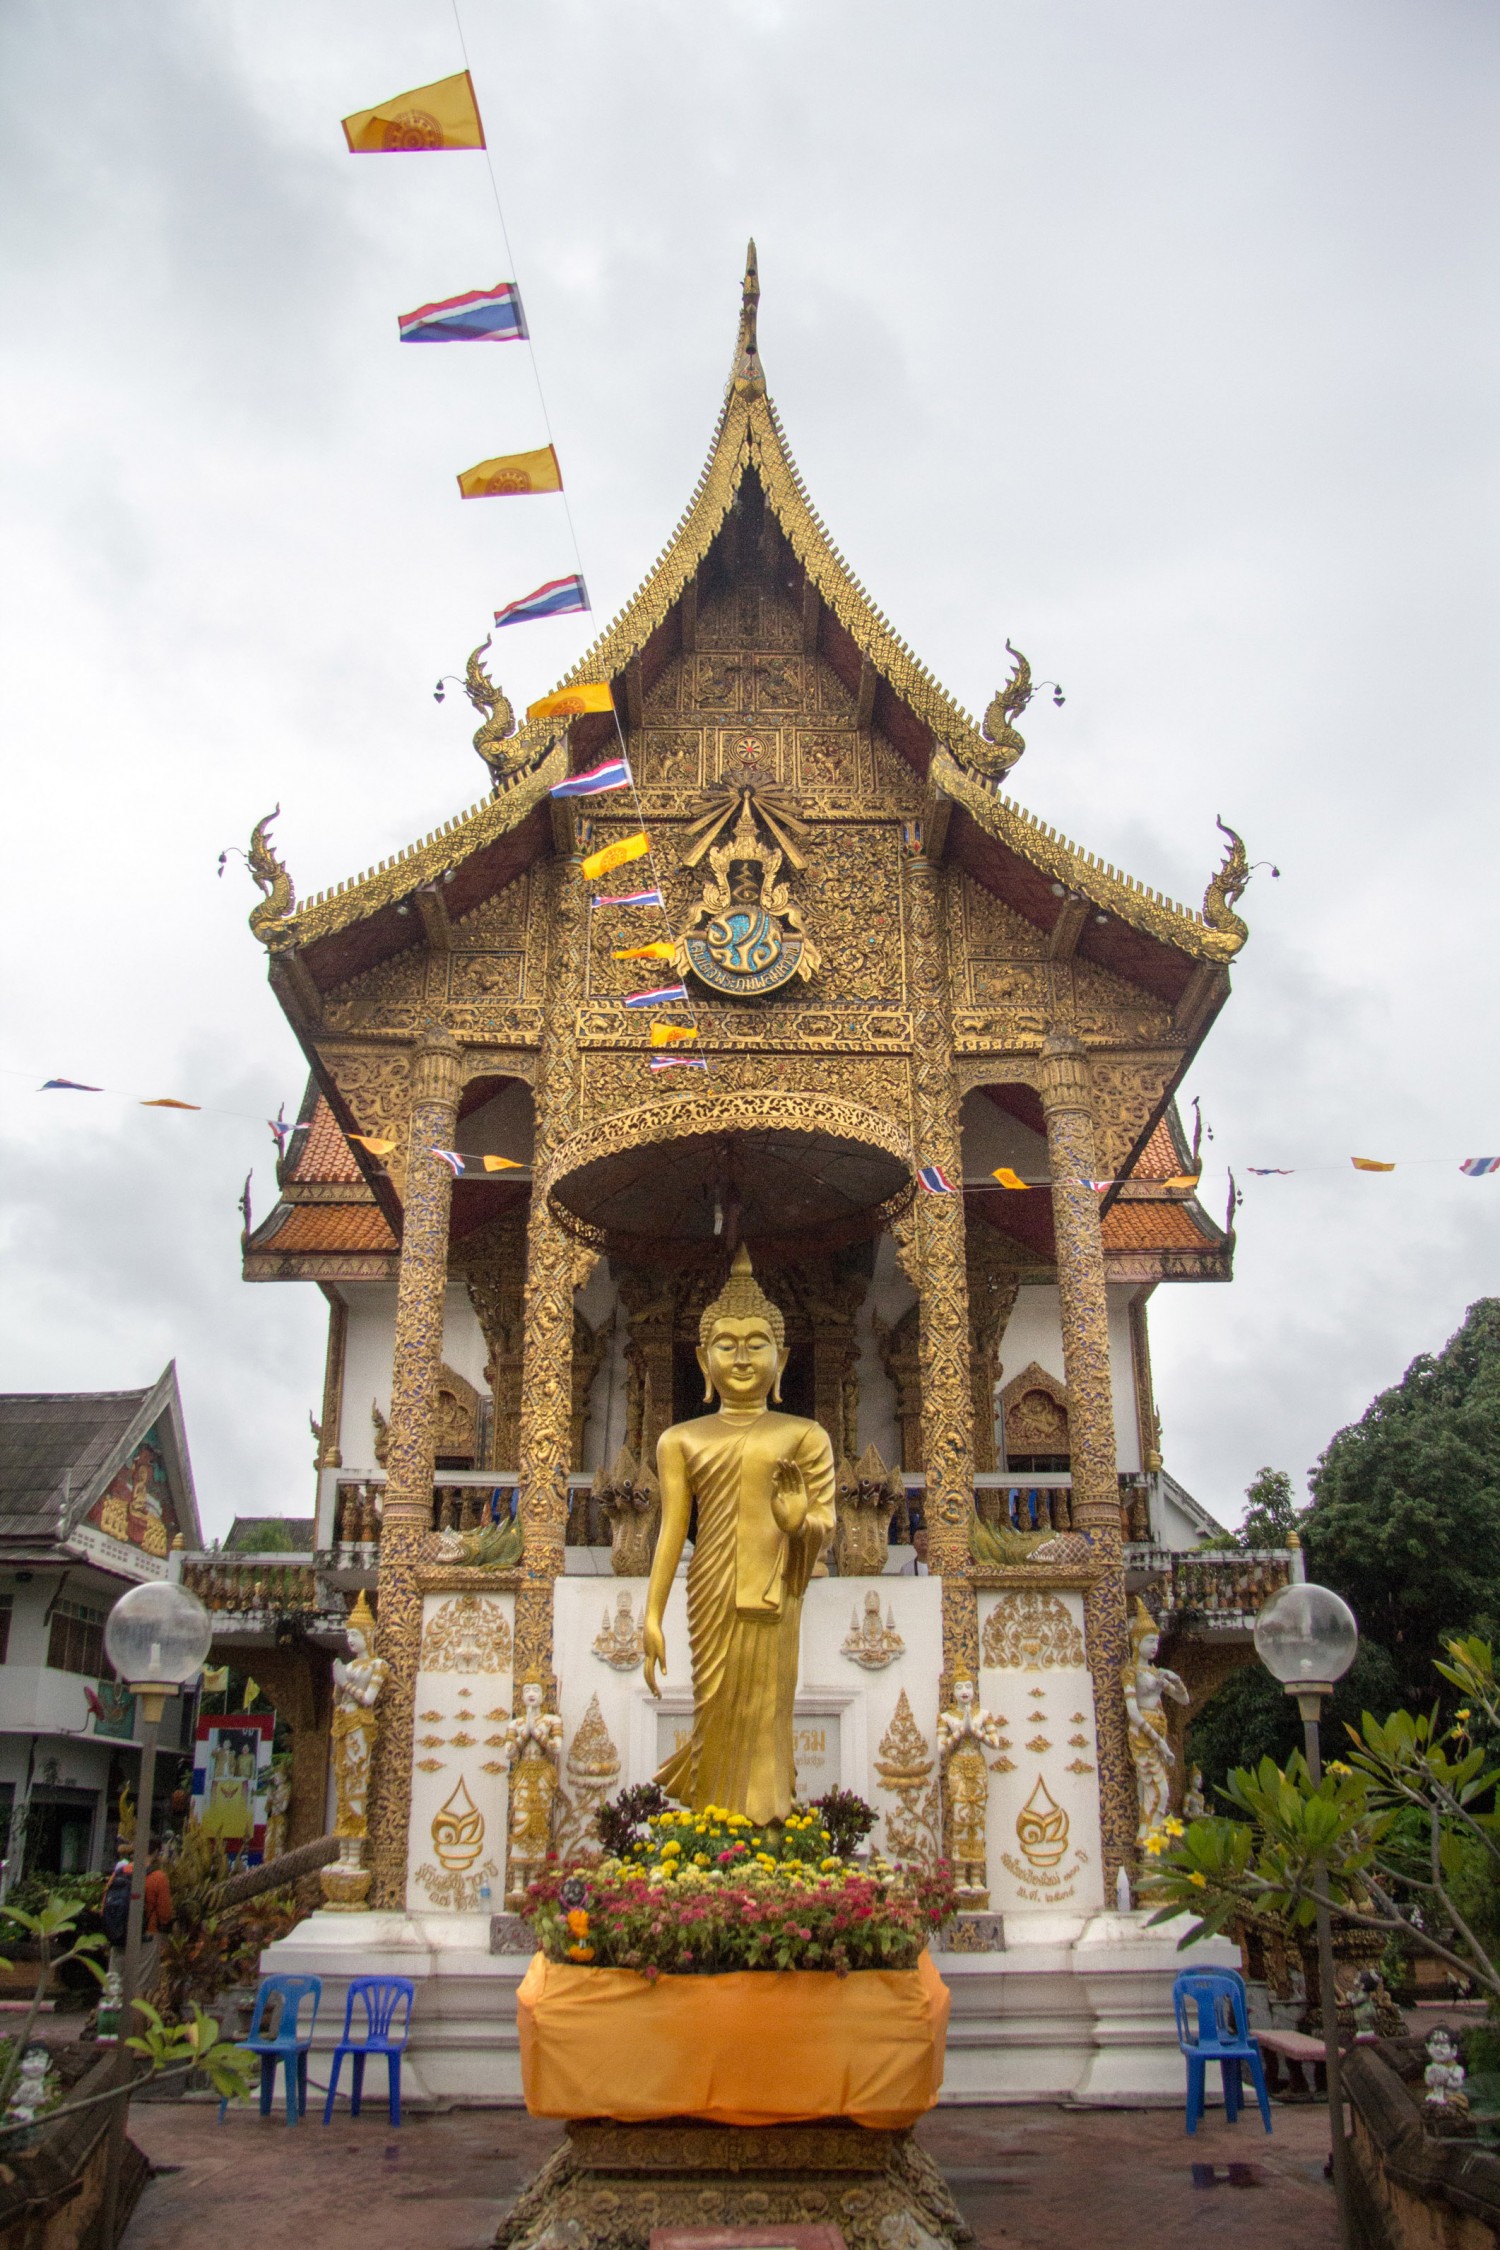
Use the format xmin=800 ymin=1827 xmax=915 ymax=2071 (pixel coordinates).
xmin=730 ymin=238 xmax=765 ymax=397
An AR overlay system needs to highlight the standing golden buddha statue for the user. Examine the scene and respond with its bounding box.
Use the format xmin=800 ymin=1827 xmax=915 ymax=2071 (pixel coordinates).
xmin=643 ymin=1246 xmax=835 ymax=1826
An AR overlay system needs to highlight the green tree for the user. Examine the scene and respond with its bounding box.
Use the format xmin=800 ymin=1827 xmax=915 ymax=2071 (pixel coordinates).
xmin=1303 ymin=1299 xmax=1500 ymax=1705
xmin=1240 ymin=1466 xmax=1299 ymax=1550
xmin=1187 ymin=1640 xmax=1402 ymax=1807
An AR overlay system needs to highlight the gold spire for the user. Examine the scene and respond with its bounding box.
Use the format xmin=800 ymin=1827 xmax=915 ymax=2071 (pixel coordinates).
xmin=729 ymin=239 xmax=765 ymax=397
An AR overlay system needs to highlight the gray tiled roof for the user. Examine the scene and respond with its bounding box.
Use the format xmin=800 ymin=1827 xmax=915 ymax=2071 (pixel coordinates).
xmin=0 ymin=1388 xmax=152 ymax=1538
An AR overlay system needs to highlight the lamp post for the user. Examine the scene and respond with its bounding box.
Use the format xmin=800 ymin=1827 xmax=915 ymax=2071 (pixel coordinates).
xmin=1254 ymin=1576 xmax=1360 ymax=2250
xmin=98 ymin=1580 xmax=213 ymax=2247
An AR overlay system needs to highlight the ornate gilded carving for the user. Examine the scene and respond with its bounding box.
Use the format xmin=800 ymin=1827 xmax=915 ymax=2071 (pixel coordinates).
xmin=966 ymin=1223 xmax=1021 ymax=1474
xmin=874 ymin=1304 xmax=922 ymax=1472
xmin=832 ymin=1444 xmax=902 ymax=1576
xmin=320 ymin=1047 xmax=413 ymax=1198
xmin=677 ymin=797 xmax=820 ymax=997
xmin=1000 ymin=1363 xmax=1070 ymax=1464
xmin=840 ymin=1588 xmax=905 ymax=1670
xmin=456 ymin=1206 xmax=528 ymax=1469
xmin=368 ymin=1027 xmax=463 ymax=1906
xmin=874 ymin=1688 xmax=940 ymax=1866
xmin=571 ymin=1309 xmax=607 ymax=1468
xmin=418 ymin=1595 xmax=515 ymax=1674
xmin=1038 ymin=1031 xmax=1134 ymax=1886
xmin=553 ymin=1692 xmax=622 ymax=1860
xmin=501 ymin=1679 xmax=563 ymax=1904
xmin=592 ymin=1589 xmax=646 ymax=1671
xmin=593 ymin=1445 xmax=661 ymax=1577
xmin=981 ymin=1590 xmax=1087 ymax=1671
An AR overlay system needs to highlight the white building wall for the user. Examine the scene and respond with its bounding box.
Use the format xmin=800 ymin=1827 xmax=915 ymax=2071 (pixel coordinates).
xmin=992 ymin=1284 xmax=1142 ymax=1474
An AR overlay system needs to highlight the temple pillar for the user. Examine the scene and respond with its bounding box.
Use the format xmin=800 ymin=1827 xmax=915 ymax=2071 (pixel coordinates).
xmin=1038 ymin=1030 xmax=1135 ymax=1888
xmin=966 ymin=1223 xmax=1021 ymax=1480
xmin=513 ymin=858 xmax=586 ymax=1704
xmin=904 ymin=849 xmax=977 ymax=1698
xmin=459 ymin=1206 xmax=528 ymax=1471
xmin=369 ymin=1025 xmax=463 ymax=1907
xmin=619 ymin=1273 xmax=678 ymax=1467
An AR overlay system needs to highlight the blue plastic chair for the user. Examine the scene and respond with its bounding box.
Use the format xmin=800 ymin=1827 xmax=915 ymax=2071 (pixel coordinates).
xmin=220 ymin=1973 xmax=321 ymax=2125
xmin=1173 ymin=1968 xmax=1272 ymax=2135
xmin=321 ymin=1977 xmax=415 ymax=2126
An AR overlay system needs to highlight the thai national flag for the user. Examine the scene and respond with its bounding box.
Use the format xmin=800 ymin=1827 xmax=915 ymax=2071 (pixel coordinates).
xmin=650 ymin=1055 xmax=709 ymax=1072
xmin=494 ymin=574 xmax=590 ymax=630
xmin=917 ymin=1164 xmax=956 ymax=1194
xmin=430 ymin=1147 xmax=466 ymax=1176
xmin=399 ymin=282 xmax=527 ymax=343
xmin=551 ymin=759 xmax=632 ymax=799
xmin=1461 ymin=1157 xmax=1500 ymax=1176
xmin=624 ymin=986 xmax=688 ymax=1008
xmin=592 ymin=888 xmax=663 ymax=910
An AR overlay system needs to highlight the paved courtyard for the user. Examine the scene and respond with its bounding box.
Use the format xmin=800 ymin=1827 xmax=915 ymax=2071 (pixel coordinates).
xmin=121 ymin=2097 xmax=1341 ymax=2250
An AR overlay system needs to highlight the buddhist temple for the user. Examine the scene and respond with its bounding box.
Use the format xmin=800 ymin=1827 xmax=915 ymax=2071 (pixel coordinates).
xmin=198 ymin=249 xmax=1289 ymax=2100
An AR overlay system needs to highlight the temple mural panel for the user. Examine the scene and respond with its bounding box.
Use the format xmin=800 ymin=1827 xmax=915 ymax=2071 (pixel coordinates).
xmin=87 ymin=1431 xmax=177 ymax=1558
xmin=405 ymin=1590 xmax=514 ymax=1911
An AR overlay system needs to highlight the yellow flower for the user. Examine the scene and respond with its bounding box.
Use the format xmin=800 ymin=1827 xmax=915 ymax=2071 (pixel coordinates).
xmin=661 ymin=1840 xmax=682 ymax=1858
xmin=566 ymin=1907 xmax=590 ymax=1938
xmin=1143 ymin=1833 xmax=1165 ymax=1857
xmin=820 ymin=1858 xmax=839 ymax=1873
xmin=1188 ymin=1872 xmax=1207 ymax=1889
xmin=694 ymin=1853 xmax=710 ymax=1867
xmin=1328 ymin=1760 xmax=1352 ymax=1776
xmin=1163 ymin=1816 xmax=1185 ymax=1838
xmin=1457 ymin=1709 xmax=1472 ymax=1722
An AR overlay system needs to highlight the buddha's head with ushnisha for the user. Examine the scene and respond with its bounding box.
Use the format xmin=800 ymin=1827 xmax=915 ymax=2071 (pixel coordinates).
xmin=697 ymin=1244 xmax=788 ymax=1408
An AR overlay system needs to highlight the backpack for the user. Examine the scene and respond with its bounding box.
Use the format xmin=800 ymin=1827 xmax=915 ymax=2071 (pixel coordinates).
xmin=101 ymin=1867 xmax=132 ymax=1948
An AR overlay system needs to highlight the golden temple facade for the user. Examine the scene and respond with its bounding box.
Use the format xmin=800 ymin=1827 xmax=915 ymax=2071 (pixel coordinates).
xmin=239 ymin=250 xmax=1257 ymax=1909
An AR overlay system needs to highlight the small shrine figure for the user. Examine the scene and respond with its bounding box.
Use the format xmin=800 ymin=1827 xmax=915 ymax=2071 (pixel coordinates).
xmin=502 ymin=1677 xmax=563 ymax=1906
xmin=1121 ymin=1599 xmax=1190 ymax=1846
xmin=840 ymin=1588 xmax=905 ymax=1670
xmin=592 ymin=1589 xmax=646 ymax=1672
xmin=6 ymin=2048 xmax=52 ymax=2137
xmin=1423 ymin=2026 xmax=1468 ymax=2116
xmin=937 ymin=1669 xmax=1007 ymax=1907
xmin=1183 ymin=1765 xmax=1208 ymax=1820
xmin=321 ymin=1590 xmax=389 ymax=1910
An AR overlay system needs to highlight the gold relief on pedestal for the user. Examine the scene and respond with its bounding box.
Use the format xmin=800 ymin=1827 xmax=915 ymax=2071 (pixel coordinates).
xmin=981 ymin=1590 xmax=1087 ymax=1671
xmin=874 ymin=1689 xmax=940 ymax=1865
xmin=419 ymin=1595 xmax=514 ymax=1674
xmin=553 ymin=1693 xmax=623 ymax=1860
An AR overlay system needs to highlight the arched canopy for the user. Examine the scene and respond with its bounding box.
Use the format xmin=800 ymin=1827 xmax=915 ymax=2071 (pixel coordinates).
xmin=540 ymin=1091 xmax=916 ymax=1267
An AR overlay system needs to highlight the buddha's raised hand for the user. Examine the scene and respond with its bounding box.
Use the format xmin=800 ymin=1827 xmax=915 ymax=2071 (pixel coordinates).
xmin=770 ymin=1454 xmax=810 ymax=1536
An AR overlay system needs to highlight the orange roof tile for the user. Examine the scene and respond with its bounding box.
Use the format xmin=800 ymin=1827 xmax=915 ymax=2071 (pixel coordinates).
xmin=1101 ymin=1201 xmax=1217 ymax=1252
xmin=1131 ymin=1116 xmax=1184 ymax=1182
xmin=266 ymin=1206 xmax=397 ymax=1253
xmin=289 ymin=1097 xmax=362 ymax=1185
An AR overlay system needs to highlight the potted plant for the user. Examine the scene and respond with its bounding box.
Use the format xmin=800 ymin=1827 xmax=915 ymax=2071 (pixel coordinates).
xmin=517 ymin=1796 xmax=954 ymax=2130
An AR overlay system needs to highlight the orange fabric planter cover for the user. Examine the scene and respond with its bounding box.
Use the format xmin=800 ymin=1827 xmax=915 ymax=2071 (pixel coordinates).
xmin=517 ymin=1949 xmax=949 ymax=2130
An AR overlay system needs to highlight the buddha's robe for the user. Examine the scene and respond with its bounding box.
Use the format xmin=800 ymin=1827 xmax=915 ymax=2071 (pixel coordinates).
xmin=655 ymin=1409 xmax=835 ymax=1825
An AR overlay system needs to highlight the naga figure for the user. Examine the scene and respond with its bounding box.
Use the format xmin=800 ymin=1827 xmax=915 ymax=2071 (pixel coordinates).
xmin=464 ymin=639 xmax=523 ymax=787
xmin=644 ymin=1247 xmax=836 ymax=1826
xmin=244 ymin=808 xmax=296 ymax=947
xmin=1201 ymin=815 xmax=1252 ymax=958
xmin=975 ymin=641 xmax=1035 ymax=778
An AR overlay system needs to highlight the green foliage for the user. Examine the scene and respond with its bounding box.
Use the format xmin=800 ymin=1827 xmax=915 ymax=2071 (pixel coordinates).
xmin=1303 ymin=1299 xmax=1500 ymax=1704
xmin=811 ymin=1788 xmax=878 ymax=1861
xmin=125 ymin=2000 xmax=255 ymax=2101
xmin=230 ymin=1521 xmax=295 ymax=1553
xmin=1186 ymin=1641 xmax=1402 ymax=1804
xmin=1153 ymin=1635 xmax=1500 ymax=2006
xmin=1240 ymin=1466 xmax=1301 ymax=1550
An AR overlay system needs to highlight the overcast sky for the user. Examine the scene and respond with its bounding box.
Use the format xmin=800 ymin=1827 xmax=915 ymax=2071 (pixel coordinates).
xmin=2 ymin=0 xmax=1497 ymax=1541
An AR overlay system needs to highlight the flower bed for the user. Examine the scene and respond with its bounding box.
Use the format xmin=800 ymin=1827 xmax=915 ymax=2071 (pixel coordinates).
xmin=524 ymin=1803 xmax=955 ymax=1977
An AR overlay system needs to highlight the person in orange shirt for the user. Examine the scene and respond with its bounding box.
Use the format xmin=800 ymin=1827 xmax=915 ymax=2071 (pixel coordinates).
xmin=143 ymin=1844 xmax=173 ymax=1936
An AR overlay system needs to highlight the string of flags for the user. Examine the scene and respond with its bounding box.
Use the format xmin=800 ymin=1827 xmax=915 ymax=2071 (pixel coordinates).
xmin=342 ymin=57 xmax=720 ymax=1077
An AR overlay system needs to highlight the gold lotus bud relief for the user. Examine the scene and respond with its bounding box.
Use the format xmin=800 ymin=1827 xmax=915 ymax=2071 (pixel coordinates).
xmin=432 ymin=1776 xmax=485 ymax=1870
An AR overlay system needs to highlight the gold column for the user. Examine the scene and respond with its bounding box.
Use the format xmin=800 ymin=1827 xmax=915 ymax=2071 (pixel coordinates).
xmin=904 ymin=849 xmax=977 ymax=1692
xmin=314 ymin=1284 xmax=347 ymax=1479
xmin=368 ymin=1025 xmax=463 ymax=1906
xmin=1038 ymin=1030 xmax=1134 ymax=1885
xmin=513 ymin=858 xmax=586 ymax=1701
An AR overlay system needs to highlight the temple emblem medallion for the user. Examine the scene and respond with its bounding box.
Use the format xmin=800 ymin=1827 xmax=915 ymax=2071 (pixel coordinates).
xmin=678 ymin=799 xmax=820 ymax=999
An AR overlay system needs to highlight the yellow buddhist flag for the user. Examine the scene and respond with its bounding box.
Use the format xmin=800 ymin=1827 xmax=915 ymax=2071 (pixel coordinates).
xmin=527 ymin=683 xmax=614 ymax=721
xmin=613 ymin=942 xmax=676 ymax=962
xmin=650 ymin=1023 xmax=698 ymax=1047
xmin=481 ymin=1155 xmax=521 ymax=1172
xmin=349 ymin=1134 xmax=397 ymax=1157
xmin=1162 ymin=1174 xmax=1202 ymax=1191
xmin=201 ymin=1666 xmax=229 ymax=1695
xmin=992 ymin=1167 xmax=1029 ymax=1191
xmin=457 ymin=445 xmax=562 ymax=500
xmin=140 ymin=1098 xmax=201 ymax=1111
xmin=242 ymin=1677 xmax=261 ymax=1711
xmin=582 ymin=832 xmax=649 ymax=880
xmin=1352 ymin=1157 xmax=1396 ymax=1172
xmin=342 ymin=71 xmax=485 ymax=153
